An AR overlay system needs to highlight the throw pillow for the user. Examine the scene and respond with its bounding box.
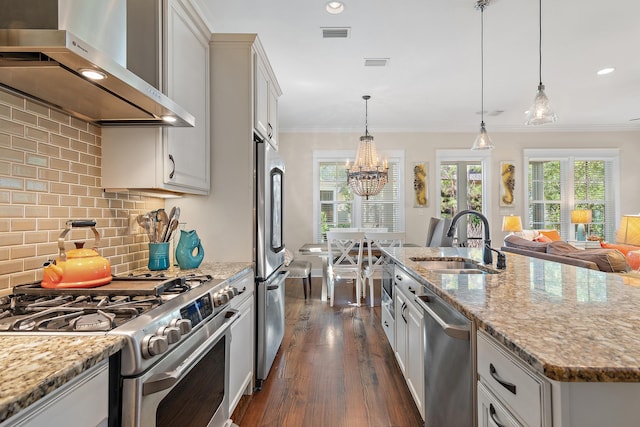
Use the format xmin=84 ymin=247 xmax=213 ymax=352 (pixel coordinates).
xmin=546 ymin=240 xmax=579 ymax=255
xmin=564 ymin=249 xmax=629 ymax=273
xmin=626 ymin=250 xmax=640 ymax=270
xmin=600 ymin=242 xmax=639 ymax=255
xmin=535 ymin=234 xmax=552 ymax=243
xmin=504 ymin=235 xmax=549 ymax=252
xmin=516 ymin=230 xmax=539 ymax=241
xmin=539 ymin=229 xmax=562 ymax=241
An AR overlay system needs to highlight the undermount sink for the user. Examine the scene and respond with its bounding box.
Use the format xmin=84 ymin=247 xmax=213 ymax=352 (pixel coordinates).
xmin=411 ymin=258 xmax=501 ymax=275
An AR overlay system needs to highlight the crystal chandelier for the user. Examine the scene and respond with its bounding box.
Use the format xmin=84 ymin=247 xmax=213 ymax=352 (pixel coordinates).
xmin=471 ymin=0 xmax=494 ymax=150
xmin=524 ymin=0 xmax=558 ymax=125
xmin=346 ymin=95 xmax=388 ymax=200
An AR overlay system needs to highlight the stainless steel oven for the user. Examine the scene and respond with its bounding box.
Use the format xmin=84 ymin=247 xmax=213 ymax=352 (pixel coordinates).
xmin=121 ymin=304 xmax=237 ymax=427
xmin=1 ymin=275 xmax=246 ymax=427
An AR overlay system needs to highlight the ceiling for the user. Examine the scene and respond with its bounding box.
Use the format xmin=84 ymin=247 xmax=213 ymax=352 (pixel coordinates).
xmin=193 ymin=0 xmax=640 ymax=133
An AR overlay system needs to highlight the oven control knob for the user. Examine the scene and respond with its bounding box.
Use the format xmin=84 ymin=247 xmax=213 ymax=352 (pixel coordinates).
xmin=170 ymin=318 xmax=192 ymax=335
xmin=141 ymin=334 xmax=169 ymax=359
xmin=224 ymin=287 xmax=235 ymax=300
xmin=157 ymin=326 xmax=181 ymax=344
xmin=213 ymin=292 xmax=228 ymax=307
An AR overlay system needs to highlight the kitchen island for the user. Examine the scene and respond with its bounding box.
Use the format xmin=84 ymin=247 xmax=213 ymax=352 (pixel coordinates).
xmin=0 ymin=261 xmax=253 ymax=425
xmin=383 ymin=246 xmax=640 ymax=426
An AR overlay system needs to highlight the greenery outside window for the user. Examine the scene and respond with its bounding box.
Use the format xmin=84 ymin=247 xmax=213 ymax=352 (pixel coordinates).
xmin=525 ymin=149 xmax=620 ymax=242
xmin=436 ymin=150 xmax=491 ymax=248
xmin=313 ymin=150 xmax=405 ymax=242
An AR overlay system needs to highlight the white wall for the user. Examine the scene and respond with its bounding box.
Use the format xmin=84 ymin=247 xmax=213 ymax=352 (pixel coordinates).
xmin=279 ymin=130 xmax=640 ymax=260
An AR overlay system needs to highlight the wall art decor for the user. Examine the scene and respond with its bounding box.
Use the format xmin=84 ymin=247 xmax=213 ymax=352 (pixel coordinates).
xmin=413 ymin=162 xmax=428 ymax=208
xmin=500 ymin=161 xmax=516 ymax=207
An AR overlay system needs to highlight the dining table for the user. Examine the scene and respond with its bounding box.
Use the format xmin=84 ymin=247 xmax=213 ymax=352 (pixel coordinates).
xmin=297 ymin=241 xmax=420 ymax=302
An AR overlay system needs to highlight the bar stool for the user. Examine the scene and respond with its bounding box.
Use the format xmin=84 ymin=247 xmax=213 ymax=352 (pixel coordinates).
xmin=283 ymin=250 xmax=313 ymax=299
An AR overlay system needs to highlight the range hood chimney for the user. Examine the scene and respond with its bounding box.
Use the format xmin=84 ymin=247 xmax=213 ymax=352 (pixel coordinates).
xmin=0 ymin=0 xmax=194 ymax=127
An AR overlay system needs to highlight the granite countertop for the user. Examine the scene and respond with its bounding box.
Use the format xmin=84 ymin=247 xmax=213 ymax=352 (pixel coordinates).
xmin=0 ymin=261 xmax=253 ymax=423
xmin=384 ymin=246 xmax=640 ymax=382
xmin=132 ymin=261 xmax=253 ymax=282
xmin=0 ymin=335 xmax=125 ymax=423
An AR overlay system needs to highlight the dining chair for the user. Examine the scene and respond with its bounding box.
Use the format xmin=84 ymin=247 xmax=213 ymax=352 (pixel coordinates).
xmin=282 ymin=249 xmax=313 ymax=299
xmin=326 ymin=231 xmax=365 ymax=307
xmin=426 ymin=217 xmax=454 ymax=247
xmin=363 ymin=232 xmax=405 ymax=307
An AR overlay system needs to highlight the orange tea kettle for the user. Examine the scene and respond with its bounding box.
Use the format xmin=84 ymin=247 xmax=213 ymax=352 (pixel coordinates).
xmin=41 ymin=220 xmax=112 ymax=289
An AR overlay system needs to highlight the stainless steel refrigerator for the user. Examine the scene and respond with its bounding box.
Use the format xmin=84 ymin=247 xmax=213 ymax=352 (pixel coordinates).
xmin=254 ymin=132 xmax=287 ymax=388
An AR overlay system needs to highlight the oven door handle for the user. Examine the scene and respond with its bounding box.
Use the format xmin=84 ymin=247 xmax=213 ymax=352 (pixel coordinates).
xmin=142 ymin=309 xmax=239 ymax=396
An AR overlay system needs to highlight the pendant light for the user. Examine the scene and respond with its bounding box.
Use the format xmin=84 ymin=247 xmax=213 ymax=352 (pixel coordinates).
xmin=471 ymin=0 xmax=494 ymax=150
xmin=346 ymin=95 xmax=389 ymax=200
xmin=524 ymin=0 xmax=558 ymax=125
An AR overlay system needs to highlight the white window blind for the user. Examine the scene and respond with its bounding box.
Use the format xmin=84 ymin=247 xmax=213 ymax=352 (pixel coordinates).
xmin=314 ymin=150 xmax=404 ymax=242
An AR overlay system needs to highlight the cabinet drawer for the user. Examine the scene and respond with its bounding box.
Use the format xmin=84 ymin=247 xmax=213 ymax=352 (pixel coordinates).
xmin=477 ymin=332 xmax=545 ymax=426
xmin=381 ymin=302 xmax=394 ymax=349
xmin=478 ymin=382 xmax=523 ymax=427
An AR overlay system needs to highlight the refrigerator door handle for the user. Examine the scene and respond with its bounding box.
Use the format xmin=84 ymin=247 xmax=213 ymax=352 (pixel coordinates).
xmin=267 ymin=271 xmax=289 ymax=290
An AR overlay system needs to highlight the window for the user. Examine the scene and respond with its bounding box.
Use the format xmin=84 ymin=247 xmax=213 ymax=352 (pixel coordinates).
xmin=525 ymin=149 xmax=620 ymax=242
xmin=436 ymin=150 xmax=491 ymax=248
xmin=313 ymin=150 xmax=404 ymax=242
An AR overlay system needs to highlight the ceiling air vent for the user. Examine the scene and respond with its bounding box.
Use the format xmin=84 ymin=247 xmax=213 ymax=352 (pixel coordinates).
xmin=322 ymin=27 xmax=351 ymax=38
xmin=364 ymin=58 xmax=389 ymax=67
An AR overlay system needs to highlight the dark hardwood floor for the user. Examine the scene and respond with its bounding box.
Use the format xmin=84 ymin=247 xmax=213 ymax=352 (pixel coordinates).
xmin=232 ymin=277 xmax=423 ymax=427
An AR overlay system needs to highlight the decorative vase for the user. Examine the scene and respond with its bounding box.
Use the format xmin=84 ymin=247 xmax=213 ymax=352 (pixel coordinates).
xmin=175 ymin=229 xmax=204 ymax=270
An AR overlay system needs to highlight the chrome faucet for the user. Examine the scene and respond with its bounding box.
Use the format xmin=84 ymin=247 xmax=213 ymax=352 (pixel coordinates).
xmin=446 ymin=209 xmax=495 ymax=266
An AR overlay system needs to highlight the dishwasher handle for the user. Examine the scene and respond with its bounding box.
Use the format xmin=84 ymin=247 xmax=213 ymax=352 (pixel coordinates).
xmin=417 ymin=295 xmax=470 ymax=341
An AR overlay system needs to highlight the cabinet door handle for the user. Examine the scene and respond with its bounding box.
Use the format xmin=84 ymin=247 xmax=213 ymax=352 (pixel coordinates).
xmin=268 ymin=123 xmax=273 ymax=139
xmin=400 ymin=302 xmax=407 ymax=324
xmin=489 ymin=404 xmax=506 ymax=427
xmin=168 ymin=154 xmax=176 ymax=179
xmin=490 ymin=363 xmax=517 ymax=395
xmin=383 ymin=321 xmax=388 ymax=328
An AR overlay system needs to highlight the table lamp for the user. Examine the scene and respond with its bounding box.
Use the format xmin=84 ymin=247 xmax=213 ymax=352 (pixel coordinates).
xmin=571 ymin=209 xmax=592 ymax=241
xmin=617 ymin=214 xmax=640 ymax=245
xmin=502 ymin=215 xmax=523 ymax=236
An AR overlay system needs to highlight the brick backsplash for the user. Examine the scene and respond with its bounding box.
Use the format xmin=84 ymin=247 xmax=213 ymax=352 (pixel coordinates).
xmin=0 ymin=88 xmax=165 ymax=290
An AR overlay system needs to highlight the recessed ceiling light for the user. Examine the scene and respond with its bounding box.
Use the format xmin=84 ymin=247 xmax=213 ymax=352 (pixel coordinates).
xmin=162 ymin=115 xmax=177 ymax=123
xmin=597 ymin=67 xmax=615 ymax=76
xmin=326 ymin=1 xmax=345 ymax=14
xmin=79 ymin=68 xmax=106 ymax=80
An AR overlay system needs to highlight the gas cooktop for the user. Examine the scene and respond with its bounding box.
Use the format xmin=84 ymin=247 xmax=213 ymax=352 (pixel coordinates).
xmin=0 ymin=275 xmax=213 ymax=333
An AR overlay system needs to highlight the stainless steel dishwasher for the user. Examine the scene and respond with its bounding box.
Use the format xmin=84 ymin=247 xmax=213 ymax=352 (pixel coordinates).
xmin=416 ymin=287 xmax=475 ymax=427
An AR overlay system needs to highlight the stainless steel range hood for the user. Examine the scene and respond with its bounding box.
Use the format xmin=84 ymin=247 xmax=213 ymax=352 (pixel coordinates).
xmin=0 ymin=1 xmax=194 ymax=127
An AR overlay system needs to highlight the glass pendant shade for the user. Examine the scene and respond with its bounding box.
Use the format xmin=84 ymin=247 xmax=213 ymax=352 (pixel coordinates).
xmin=471 ymin=122 xmax=493 ymax=150
xmin=526 ymin=0 xmax=558 ymax=126
xmin=346 ymin=96 xmax=389 ymax=200
xmin=471 ymin=1 xmax=493 ymax=151
xmin=524 ymin=83 xmax=558 ymax=125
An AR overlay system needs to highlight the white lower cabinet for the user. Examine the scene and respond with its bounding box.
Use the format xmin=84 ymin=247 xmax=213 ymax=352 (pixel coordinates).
xmin=381 ymin=299 xmax=394 ymax=348
xmin=478 ymin=381 xmax=523 ymax=427
xmin=1 ymin=360 xmax=109 ymax=427
xmin=477 ymin=331 xmax=551 ymax=427
xmin=394 ymin=285 xmax=425 ymax=420
xmin=228 ymin=272 xmax=255 ymax=416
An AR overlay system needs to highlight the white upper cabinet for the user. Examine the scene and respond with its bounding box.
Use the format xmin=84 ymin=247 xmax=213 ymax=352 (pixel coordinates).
xmin=102 ymin=0 xmax=210 ymax=195
xmin=253 ymin=43 xmax=281 ymax=149
xmin=267 ymin=82 xmax=279 ymax=150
